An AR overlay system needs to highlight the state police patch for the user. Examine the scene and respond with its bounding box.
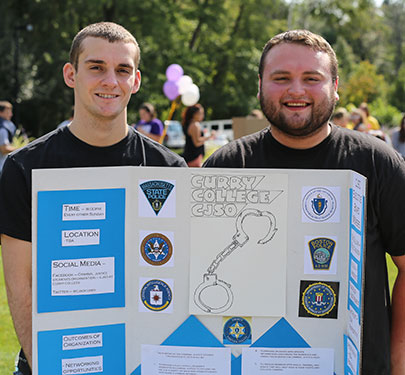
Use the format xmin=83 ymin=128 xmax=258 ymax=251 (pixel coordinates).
xmin=141 ymin=233 xmax=173 ymax=266
xmin=223 ymin=317 xmax=252 ymax=345
xmin=140 ymin=279 xmax=172 ymax=312
xmin=299 ymin=280 xmax=339 ymax=319
xmin=308 ymin=237 xmax=336 ymax=270
xmin=140 ymin=180 xmax=174 ymax=216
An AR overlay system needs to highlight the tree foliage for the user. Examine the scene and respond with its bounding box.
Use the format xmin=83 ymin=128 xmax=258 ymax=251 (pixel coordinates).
xmin=0 ymin=0 xmax=404 ymax=136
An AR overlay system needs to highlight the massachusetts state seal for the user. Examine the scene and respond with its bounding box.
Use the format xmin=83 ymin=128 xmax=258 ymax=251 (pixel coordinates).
xmin=302 ymin=187 xmax=337 ymax=222
xmin=299 ymin=280 xmax=339 ymax=319
xmin=141 ymin=233 xmax=173 ymax=266
xmin=223 ymin=317 xmax=251 ymax=345
xmin=140 ymin=279 xmax=172 ymax=312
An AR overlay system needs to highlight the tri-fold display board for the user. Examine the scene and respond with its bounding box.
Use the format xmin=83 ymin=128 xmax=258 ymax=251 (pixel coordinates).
xmin=32 ymin=166 xmax=366 ymax=375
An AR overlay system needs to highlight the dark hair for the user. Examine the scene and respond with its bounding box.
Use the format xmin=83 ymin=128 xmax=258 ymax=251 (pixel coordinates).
xmin=139 ymin=102 xmax=156 ymax=117
xmin=259 ymin=29 xmax=338 ymax=83
xmin=181 ymin=104 xmax=203 ymax=132
xmin=0 ymin=101 xmax=12 ymax=112
xmin=69 ymin=22 xmax=140 ymax=71
xmin=399 ymin=114 xmax=405 ymax=143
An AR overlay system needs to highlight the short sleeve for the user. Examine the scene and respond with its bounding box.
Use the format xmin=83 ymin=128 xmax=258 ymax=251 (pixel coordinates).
xmin=0 ymin=128 xmax=10 ymax=146
xmin=0 ymin=156 xmax=31 ymax=241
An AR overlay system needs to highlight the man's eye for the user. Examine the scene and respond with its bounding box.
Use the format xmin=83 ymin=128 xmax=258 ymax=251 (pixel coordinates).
xmin=274 ymin=77 xmax=288 ymax=81
xmin=306 ymin=77 xmax=319 ymax=82
xmin=118 ymin=69 xmax=130 ymax=74
xmin=90 ymin=66 xmax=101 ymax=70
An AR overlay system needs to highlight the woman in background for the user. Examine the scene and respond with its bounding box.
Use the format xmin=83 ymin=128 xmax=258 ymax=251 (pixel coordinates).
xmin=134 ymin=102 xmax=164 ymax=142
xmin=391 ymin=114 xmax=405 ymax=157
xmin=182 ymin=104 xmax=213 ymax=167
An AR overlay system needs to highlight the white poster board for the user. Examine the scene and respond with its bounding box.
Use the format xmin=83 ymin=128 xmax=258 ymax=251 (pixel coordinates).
xmin=32 ymin=166 xmax=366 ymax=375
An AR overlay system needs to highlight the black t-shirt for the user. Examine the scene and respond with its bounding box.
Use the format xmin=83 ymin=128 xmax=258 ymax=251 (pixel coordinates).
xmin=0 ymin=126 xmax=186 ymax=242
xmin=204 ymin=124 xmax=405 ymax=375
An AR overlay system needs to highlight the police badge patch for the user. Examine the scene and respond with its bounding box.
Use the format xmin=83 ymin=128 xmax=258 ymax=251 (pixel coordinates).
xmin=140 ymin=279 xmax=172 ymax=312
xmin=140 ymin=180 xmax=174 ymax=216
xmin=141 ymin=233 xmax=173 ymax=266
xmin=309 ymin=237 xmax=336 ymax=270
xmin=302 ymin=187 xmax=338 ymax=222
xmin=299 ymin=280 xmax=339 ymax=319
xmin=223 ymin=317 xmax=252 ymax=345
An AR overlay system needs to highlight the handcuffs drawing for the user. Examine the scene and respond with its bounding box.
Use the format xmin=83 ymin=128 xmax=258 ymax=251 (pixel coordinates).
xmin=194 ymin=208 xmax=278 ymax=314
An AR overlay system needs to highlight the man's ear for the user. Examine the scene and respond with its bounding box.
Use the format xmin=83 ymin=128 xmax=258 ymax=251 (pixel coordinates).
xmin=257 ymin=75 xmax=261 ymax=99
xmin=334 ymin=76 xmax=339 ymax=101
xmin=63 ymin=63 xmax=76 ymax=88
xmin=132 ymin=70 xmax=142 ymax=94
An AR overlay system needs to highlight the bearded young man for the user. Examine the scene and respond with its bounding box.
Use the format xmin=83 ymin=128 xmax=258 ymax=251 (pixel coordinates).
xmin=0 ymin=22 xmax=186 ymax=375
xmin=204 ymin=30 xmax=405 ymax=375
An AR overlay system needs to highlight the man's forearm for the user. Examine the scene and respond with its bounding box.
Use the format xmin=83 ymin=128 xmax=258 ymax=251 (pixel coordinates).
xmin=7 ymin=283 xmax=32 ymax=366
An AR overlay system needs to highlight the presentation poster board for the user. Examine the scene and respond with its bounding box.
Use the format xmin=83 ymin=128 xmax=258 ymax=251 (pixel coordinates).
xmin=32 ymin=166 xmax=366 ymax=375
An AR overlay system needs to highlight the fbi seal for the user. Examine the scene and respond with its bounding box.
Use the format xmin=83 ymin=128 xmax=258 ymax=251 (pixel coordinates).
xmin=299 ymin=281 xmax=339 ymax=319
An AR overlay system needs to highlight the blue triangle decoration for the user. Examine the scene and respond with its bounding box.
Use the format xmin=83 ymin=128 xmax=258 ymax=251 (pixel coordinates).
xmin=252 ymin=317 xmax=309 ymax=348
xmin=131 ymin=317 xmax=308 ymax=374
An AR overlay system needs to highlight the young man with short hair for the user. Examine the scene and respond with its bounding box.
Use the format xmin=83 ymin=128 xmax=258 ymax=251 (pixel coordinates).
xmin=0 ymin=22 xmax=186 ymax=375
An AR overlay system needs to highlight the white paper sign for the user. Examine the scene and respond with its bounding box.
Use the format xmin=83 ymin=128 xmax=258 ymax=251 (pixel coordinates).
xmin=51 ymin=257 xmax=114 ymax=296
xmin=349 ymin=281 xmax=360 ymax=309
xmin=61 ymin=355 xmax=103 ymax=374
xmin=346 ymin=338 xmax=359 ymax=374
xmin=61 ymin=229 xmax=100 ymax=247
xmin=350 ymin=229 xmax=362 ymax=262
xmin=62 ymin=332 xmax=103 ymax=351
xmin=242 ymin=348 xmax=334 ymax=374
xmin=141 ymin=345 xmax=231 ymax=375
xmin=62 ymin=202 xmax=106 ymax=221
xmin=348 ymin=307 xmax=361 ymax=349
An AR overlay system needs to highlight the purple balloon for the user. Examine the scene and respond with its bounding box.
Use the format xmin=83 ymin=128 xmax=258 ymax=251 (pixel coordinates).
xmin=163 ymin=80 xmax=179 ymax=100
xmin=166 ymin=64 xmax=184 ymax=81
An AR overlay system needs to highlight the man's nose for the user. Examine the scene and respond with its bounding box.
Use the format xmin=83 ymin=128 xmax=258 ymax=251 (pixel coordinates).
xmin=287 ymin=79 xmax=305 ymax=96
xmin=102 ymin=69 xmax=118 ymax=87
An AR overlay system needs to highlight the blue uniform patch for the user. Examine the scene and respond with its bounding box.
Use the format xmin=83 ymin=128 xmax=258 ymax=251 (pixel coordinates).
xmin=140 ymin=180 xmax=174 ymax=216
xmin=308 ymin=237 xmax=336 ymax=270
xmin=223 ymin=317 xmax=251 ymax=345
xmin=141 ymin=233 xmax=173 ymax=266
xmin=299 ymin=280 xmax=339 ymax=319
xmin=140 ymin=279 xmax=172 ymax=311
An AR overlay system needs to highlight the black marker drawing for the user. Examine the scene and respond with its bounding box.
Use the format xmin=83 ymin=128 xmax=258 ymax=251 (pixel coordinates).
xmin=193 ymin=208 xmax=278 ymax=314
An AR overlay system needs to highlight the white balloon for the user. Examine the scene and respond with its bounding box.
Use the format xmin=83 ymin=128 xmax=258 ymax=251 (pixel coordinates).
xmin=181 ymin=86 xmax=200 ymax=106
xmin=188 ymin=83 xmax=199 ymax=95
xmin=177 ymin=75 xmax=193 ymax=95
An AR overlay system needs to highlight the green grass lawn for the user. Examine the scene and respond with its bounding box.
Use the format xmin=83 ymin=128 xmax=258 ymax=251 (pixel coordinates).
xmin=0 ymin=248 xmax=20 ymax=373
xmin=0 ymin=249 xmax=399 ymax=373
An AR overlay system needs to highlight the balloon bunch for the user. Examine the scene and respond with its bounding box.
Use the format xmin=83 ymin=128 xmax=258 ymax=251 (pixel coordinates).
xmin=163 ymin=64 xmax=200 ymax=106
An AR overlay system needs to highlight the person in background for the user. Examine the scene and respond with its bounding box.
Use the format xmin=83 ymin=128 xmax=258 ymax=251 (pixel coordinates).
xmin=391 ymin=114 xmax=405 ymax=157
xmin=350 ymin=108 xmax=369 ymax=132
xmin=0 ymin=22 xmax=186 ymax=375
xmin=204 ymin=29 xmax=405 ymax=375
xmin=181 ymin=104 xmax=214 ymax=167
xmin=359 ymin=102 xmax=380 ymax=130
xmin=0 ymin=101 xmax=17 ymax=175
xmin=330 ymin=107 xmax=349 ymax=128
xmin=133 ymin=102 xmax=164 ymax=142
